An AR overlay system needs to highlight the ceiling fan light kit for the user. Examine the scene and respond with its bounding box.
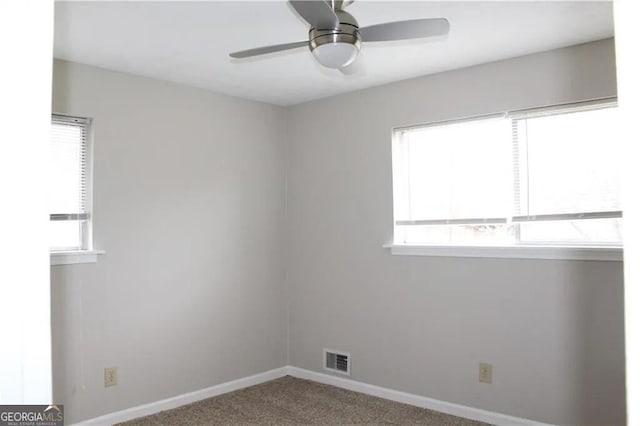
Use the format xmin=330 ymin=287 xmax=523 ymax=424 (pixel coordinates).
xmin=309 ymin=25 xmax=361 ymax=68
xmin=229 ymin=0 xmax=450 ymax=71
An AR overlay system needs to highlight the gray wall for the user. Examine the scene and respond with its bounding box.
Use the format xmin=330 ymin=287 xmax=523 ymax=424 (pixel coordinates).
xmin=285 ymin=38 xmax=625 ymax=425
xmin=52 ymin=38 xmax=625 ymax=426
xmin=51 ymin=60 xmax=288 ymax=423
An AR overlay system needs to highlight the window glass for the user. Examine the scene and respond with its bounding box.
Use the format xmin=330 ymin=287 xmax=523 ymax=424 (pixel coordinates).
xmin=404 ymin=119 xmax=512 ymax=221
xmin=49 ymin=220 xmax=82 ymax=250
xmin=392 ymin=103 xmax=622 ymax=247
xmin=517 ymin=107 xmax=622 ymax=216
xmin=50 ymin=116 xmax=90 ymax=250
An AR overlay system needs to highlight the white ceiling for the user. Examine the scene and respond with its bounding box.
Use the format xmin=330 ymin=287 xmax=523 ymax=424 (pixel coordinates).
xmin=53 ymin=1 xmax=614 ymax=106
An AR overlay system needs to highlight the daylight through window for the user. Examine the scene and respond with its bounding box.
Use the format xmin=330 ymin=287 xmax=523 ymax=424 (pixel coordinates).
xmin=392 ymin=100 xmax=622 ymax=247
xmin=50 ymin=114 xmax=91 ymax=251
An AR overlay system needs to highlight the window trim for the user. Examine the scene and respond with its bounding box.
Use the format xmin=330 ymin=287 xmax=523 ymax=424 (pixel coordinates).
xmin=384 ymin=244 xmax=622 ymax=262
xmin=391 ymin=97 xmax=622 ymax=252
xmin=51 ymin=250 xmax=105 ymax=266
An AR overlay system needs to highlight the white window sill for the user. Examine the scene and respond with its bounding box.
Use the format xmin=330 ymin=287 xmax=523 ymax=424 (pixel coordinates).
xmin=50 ymin=250 xmax=105 ymax=266
xmin=384 ymin=244 xmax=623 ymax=261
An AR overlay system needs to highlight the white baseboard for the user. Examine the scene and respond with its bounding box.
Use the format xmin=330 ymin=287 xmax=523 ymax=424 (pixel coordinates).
xmin=72 ymin=365 xmax=552 ymax=426
xmin=71 ymin=367 xmax=289 ymax=425
xmin=286 ymin=366 xmax=553 ymax=426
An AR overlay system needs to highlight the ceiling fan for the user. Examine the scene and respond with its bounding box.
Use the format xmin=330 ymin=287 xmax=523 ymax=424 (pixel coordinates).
xmin=229 ymin=0 xmax=450 ymax=70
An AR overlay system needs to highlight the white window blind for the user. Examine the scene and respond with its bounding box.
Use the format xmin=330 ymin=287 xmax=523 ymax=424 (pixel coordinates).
xmin=392 ymin=100 xmax=622 ymax=247
xmin=50 ymin=114 xmax=91 ymax=250
xmin=510 ymin=103 xmax=622 ymax=244
xmin=393 ymin=115 xmax=514 ymax=245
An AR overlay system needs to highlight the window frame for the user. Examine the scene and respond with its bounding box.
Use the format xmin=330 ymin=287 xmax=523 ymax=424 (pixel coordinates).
xmin=50 ymin=113 xmax=102 ymax=265
xmin=389 ymin=97 xmax=623 ymax=261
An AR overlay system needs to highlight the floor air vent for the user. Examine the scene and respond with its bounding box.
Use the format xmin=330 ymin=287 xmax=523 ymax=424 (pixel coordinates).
xmin=324 ymin=348 xmax=350 ymax=375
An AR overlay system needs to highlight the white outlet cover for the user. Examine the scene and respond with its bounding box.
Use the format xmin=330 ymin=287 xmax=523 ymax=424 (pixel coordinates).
xmin=479 ymin=362 xmax=492 ymax=384
xmin=104 ymin=367 xmax=118 ymax=387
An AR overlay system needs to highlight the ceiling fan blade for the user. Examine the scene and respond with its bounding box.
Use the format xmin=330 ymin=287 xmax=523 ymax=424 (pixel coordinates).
xmin=289 ymin=0 xmax=339 ymax=29
xmin=229 ymin=41 xmax=308 ymax=59
xmin=359 ymin=18 xmax=450 ymax=42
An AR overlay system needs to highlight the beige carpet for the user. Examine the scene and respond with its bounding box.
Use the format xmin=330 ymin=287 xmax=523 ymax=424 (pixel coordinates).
xmin=118 ymin=376 xmax=490 ymax=425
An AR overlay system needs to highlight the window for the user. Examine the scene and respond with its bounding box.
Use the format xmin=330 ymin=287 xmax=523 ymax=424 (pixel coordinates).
xmin=392 ymin=100 xmax=622 ymax=253
xmin=50 ymin=114 xmax=92 ymax=251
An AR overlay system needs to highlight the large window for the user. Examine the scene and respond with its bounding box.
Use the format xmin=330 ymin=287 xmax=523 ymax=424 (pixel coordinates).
xmin=392 ymin=100 xmax=622 ymax=249
xmin=50 ymin=114 xmax=92 ymax=251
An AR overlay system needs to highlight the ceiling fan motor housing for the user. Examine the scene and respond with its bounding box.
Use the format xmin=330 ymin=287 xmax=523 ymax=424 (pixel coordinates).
xmin=309 ymin=24 xmax=361 ymax=50
xmin=309 ymin=9 xmax=360 ymax=48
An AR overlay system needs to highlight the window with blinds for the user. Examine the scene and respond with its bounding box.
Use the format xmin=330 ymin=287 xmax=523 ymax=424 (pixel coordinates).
xmin=50 ymin=114 xmax=91 ymax=251
xmin=392 ymin=100 xmax=622 ymax=246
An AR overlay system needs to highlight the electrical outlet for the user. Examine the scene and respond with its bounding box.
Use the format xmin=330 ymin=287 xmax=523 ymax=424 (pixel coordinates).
xmin=104 ymin=367 xmax=118 ymax=387
xmin=479 ymin=362 xmax=492 ymax=384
